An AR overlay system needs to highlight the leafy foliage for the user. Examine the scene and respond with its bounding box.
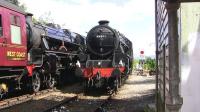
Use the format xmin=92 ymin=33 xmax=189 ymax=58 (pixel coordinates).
xmin=144 ymin=57 xmax=156 ymax=71
xmin=132 ymin=59 xmax=139 ymax=70
xmin=20 ymin=3 xmax=27 ymax=11
xmin=132 ymin=57 xmax=156 ymax=72
xmin=5 ymin=0 xmax=19 ymax=5
xmin=5 ymin=0 xmax=27 ymax=11
xmin=38 ymin=11 xmax=54 ymax=25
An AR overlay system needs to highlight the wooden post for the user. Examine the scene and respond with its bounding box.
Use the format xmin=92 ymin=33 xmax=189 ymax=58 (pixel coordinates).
xmin=165 ymin=2 xmax=183 ymax=112
xmin=155 ymin=0 xmax=159 ymax=112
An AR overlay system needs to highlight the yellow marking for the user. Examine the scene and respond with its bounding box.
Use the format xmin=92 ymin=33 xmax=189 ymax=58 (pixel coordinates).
xmin=7 ymin=51 xmax=26 ymax=60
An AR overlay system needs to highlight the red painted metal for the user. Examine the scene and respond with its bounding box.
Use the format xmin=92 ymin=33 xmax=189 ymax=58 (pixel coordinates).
xmin=140 ymin=50 xmax=144 ymax=54
xmin=0 ymin=8 xmax=6 ymax=66
xmin=83 ymin=67 xmax=125 ymax=78
xmin=0 ymin=6 xmax=27 ymax=66
xmin=26 ymin=65 xmax=35 ymax=77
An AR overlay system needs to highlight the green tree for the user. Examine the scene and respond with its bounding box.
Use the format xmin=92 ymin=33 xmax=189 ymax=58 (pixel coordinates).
xmin=5 ymin=0 xmax=27 ymax=11
xmin=20 ymin=3 xmax=27 ymax=11
xmin=144 ymin=57 xmax=156 ymax=71
xmin=38 ymin=11 xmax=54 ymax=25
xmin=132 ymin=59 xmax=139 ymax=70
xmin=5 ymin=0 xmax=19 ymax=6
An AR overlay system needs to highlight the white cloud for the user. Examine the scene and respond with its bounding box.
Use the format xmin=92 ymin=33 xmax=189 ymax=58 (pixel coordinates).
xmin=19 ymin=0 xmax=155 ymax=58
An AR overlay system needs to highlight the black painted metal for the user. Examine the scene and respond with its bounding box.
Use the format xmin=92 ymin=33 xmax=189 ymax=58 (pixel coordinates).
xmin=86 ymin=21 xmax=132 ymax=59
xmin=161 ymin=0 xmax=178 ymax=3
xmin=161 ymin=0 xmax=200 ymax=3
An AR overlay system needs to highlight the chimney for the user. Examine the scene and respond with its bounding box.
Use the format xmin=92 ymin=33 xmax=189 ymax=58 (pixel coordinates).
xmin=98 ymin=20 xmax=109 ymax=25
xmin=26 ymin=13 xmax=33 ymax=26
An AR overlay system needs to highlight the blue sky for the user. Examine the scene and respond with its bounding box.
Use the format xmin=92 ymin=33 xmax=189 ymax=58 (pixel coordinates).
xmin=19 ymin=0 xmax=155 ymax=58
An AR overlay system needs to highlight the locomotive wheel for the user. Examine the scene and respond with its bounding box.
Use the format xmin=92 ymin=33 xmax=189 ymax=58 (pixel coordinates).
xmin=84 ymin=79 xmax=91 ymax=93
xmin=84 ymin=80 xmax=88 ymax=93
xmin=46 ymin=74 xmax=55 ymax=89
xmin=32 ymin=71 xmax=41 ymax=93
xmin=0 ymin=90 xmax=3 ymax=100
xmin=114 ymin=77 xmax=119 ymax=92
xmin=118 ymin=76 xmax=122 ymax=88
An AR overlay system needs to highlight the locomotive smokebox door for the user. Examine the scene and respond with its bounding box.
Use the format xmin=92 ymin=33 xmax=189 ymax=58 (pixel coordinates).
xmin=0 ymin=2 xmax=27 ymax=66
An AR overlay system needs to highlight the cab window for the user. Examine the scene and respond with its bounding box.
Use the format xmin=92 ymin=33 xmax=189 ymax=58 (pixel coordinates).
xmin=0 ymin=14 xmax=3 ymax=37
xmin=10 ymin=14 xmax=21 ymax=44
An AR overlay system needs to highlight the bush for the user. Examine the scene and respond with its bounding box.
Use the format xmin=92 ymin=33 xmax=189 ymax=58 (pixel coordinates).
xmin=132 ymin=59 xmax=139 ymax=70
xmin=144 ymin=57 xmax=156 ymax=71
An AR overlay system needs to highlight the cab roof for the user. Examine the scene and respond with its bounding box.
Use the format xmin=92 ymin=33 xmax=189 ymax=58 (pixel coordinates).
xmin=0 ymin=0 xmax=26 ymax=14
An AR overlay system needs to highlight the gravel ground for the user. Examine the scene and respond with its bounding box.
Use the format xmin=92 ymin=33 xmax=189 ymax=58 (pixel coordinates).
xmin=50 ymin=72 xmax=156 ymax=112
xmin=103 ymin=73 xmax=156 ymax=112
xmin=0 ymin=73 xmax=155 ymax=112
xmin=56 ymin=94 xmax=109 ymax=112
xmin=0 ymin=83 xmax=83 ymax=112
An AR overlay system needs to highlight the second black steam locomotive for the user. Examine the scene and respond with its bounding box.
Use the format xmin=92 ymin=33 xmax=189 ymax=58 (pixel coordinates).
xmin=81 ymin=20 xmax=133 ymax=91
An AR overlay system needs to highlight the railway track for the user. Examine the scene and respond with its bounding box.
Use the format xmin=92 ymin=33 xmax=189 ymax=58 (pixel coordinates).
xmin=0 ymin=89 xmax=55 ymax=110
xmin=44 ymin=90 xmax=116 ymax=112
xmin=0 ymin=82 xmax=84 ymax=112
xmin=0 ymin=76 xmax=127 ymax=112
xmin=44 ymin=76 xmax=129 ymax=112
xmin=94 ymin=94 xmax=113 ymax=112
xmin=43 ymin=93 xmax=80 ymax=112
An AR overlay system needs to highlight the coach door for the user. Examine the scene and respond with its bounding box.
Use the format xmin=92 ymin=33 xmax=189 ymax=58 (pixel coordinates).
xmin=4 ymin=12 xmax=27 ymax=66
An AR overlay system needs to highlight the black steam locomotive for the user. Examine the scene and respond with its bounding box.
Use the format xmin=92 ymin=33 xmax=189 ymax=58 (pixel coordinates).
xmin=26 ymin=14 xmax=85 ymax=92
xmin=82 ymin=20 xmax=133 ymax=91
xmin=0 ymin=1 xmax=85 ymax=98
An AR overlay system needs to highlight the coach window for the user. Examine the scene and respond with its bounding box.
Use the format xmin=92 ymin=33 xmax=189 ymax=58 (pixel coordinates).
xmin=0 ymin=14 xmax=3 ymax=37
xmin=10 ymin=14 xmax=21 ymax=44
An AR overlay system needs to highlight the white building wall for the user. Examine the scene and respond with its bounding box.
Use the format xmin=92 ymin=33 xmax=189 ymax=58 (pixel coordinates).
xmin=180 ymin=3 xmax=200 ymax=112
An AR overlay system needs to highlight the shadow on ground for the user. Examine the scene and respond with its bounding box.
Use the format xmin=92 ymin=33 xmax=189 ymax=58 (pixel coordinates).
xmin=1 ymin=74 xmax=156 ymax=112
